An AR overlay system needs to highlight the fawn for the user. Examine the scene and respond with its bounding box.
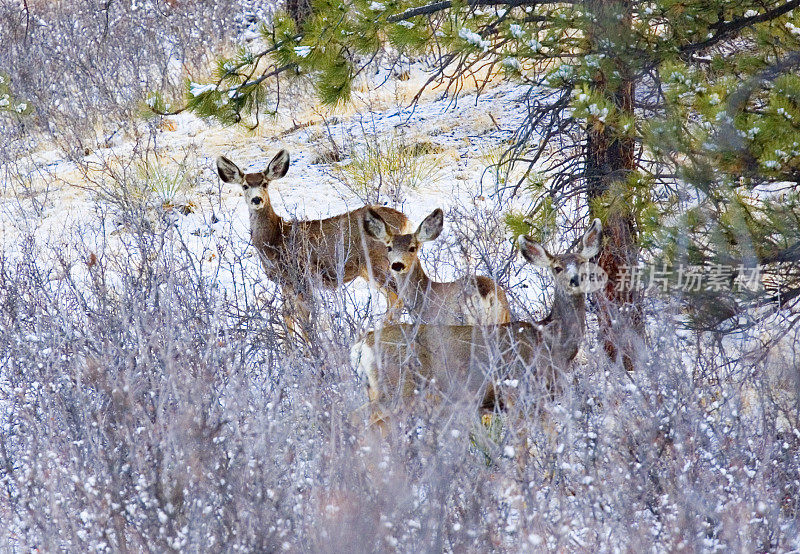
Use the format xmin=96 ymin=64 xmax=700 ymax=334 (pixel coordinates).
xmin=351 ymin=218 xmax=602 ymax=426
xmin=217 ymin=150 xmax=411 ymax=337
xmin=362 ymin=207 xmax=511 ymax=325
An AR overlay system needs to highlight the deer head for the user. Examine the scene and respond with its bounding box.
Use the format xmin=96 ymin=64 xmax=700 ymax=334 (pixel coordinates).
xmin=363 ymin=208 xmax=443 ymax=274
xmin=216 ymin=150 xmax=291 ymax=211
xmin=518 ymin=218 xmax=602 ymax=295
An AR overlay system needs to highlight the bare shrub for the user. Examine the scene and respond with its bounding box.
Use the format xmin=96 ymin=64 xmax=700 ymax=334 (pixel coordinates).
xmin=0 ymin=182 xmax=798 ymax=551
xmin=333 ymin=132 xmax=444 ymax=205
xmin=0 ymin=0 xmax=252 ymax=154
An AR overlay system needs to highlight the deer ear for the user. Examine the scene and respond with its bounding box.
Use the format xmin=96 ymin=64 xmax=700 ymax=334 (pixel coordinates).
xmin=363 ymin=208 xmax=390 ymax=242
xmin=265 ymin=149 xmax=290 ymax=180
xmin=580 ymin=218 xmax=602 ymax=259
xmin=415 ymin=208 xmax=443 ymax=242
xmin=519 ymin=236 xmax=552 ymax=267
xmin=217 ymin=156 xmax=243 ymax=184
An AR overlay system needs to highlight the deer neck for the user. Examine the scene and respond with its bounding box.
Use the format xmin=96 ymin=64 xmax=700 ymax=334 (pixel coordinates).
xmin=249 ymin=198 xmax=285 ymax=254
xmin=396 ymin=261 xmax=432 ymax=313
xmin=543 ymin=288 xmax=586 ymax=356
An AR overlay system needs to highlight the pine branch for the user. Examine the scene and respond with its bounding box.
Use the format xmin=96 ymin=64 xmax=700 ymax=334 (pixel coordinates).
xmin=762 ymin=241 xmax=800 ymax=264
xmin=713 ymin=50 xmax=800 ymax=159
xmin=231 ymin=64 xmax=296 ymax=92
xmin=680 ymin=0 xmax=800 ymax=56
xmin=148 ymin=35 xmax=300 ymax=117
xmin=387 ymin=1 xmax=451 ymax=21
xmin=726 ymin=49 xmax=800 ymax=113
xmin=387 ymin=0 xmax=573 ymax=23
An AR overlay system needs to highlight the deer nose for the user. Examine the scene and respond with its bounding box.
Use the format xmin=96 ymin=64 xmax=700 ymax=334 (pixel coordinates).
xmin=570 ymin=275 xmax=580 ymax=288
xmin=391 ymin=262 xmax=405 ymax=272
xmin=251 ymin=197 xmax=262 ymax=206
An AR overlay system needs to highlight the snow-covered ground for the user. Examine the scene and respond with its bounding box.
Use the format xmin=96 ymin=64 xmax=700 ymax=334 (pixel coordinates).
xmin=1 ymin=74 xmax=561 ymax=319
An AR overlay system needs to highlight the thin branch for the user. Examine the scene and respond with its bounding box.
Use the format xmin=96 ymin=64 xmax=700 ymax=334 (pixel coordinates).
xmin=714 ymin=49 xmax=800 ymax=156
xmin=22 ymin=0 xmax=30 ymax=43
xmin=761 ymin=242 xmax=800 ymax=265
xmin=680 ymin=0 xmax=800 ymax=56
xmin=387 ymin=0 xmax=574 ymax=23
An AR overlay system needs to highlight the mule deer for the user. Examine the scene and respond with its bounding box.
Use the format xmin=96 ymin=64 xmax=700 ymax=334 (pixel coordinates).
xmin=216 ymin=150 xmax=410 ymax=336
xmin=351 ymin=219 xmax=602 ymax=426
xmin=362 ymin=207 xmax=511 ymax=325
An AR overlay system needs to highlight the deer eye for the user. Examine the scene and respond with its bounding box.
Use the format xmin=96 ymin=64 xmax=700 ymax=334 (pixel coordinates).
xmin=242 ymin=185 xmax=249 ymax=190
xmin=554 ymin=266 xmax=563 ymax=274
xmin=409 ymin=246 xmax=416 ymax=253
xmin=387 ymin=246 xmax=392 ymax=252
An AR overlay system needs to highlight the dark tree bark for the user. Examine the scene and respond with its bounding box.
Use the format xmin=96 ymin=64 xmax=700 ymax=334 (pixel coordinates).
xmin=286 ymin=0 xmax=313 ymax=29
xmin=585 ymin=0 xmax=644 ymax=370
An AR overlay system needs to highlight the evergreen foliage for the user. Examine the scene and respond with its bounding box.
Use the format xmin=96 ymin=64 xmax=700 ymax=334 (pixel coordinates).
xmin=0 ymin=73 xmax=30 ymax=117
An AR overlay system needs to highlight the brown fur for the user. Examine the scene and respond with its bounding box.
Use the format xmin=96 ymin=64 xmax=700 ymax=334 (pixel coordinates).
xmin=363 ymin=208 xmax=512 ymax=325
xmin=250 ymin=204 xmax=407 ymax=289
xmin=475 ymin=275 xmax=494 ymax=298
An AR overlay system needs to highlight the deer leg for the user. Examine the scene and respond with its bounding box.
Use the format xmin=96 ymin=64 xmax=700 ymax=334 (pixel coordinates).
xmin=369 ymin=409 xmax=390 ymax=437
xmin=281 ymin=284 xmax=311 ymax=345
xmin=361 ymin=267 xmax=404 ymax=321
xmin=510 ymin=415 xmax=532 ymax=478
xmin=281 ymin=288 xmax=300 ymax=342
xmin=495 ymin=385 xmax=538 ymax=479
xmin=353 ymin=337 xmax=392 ymax=435
xmin=383 ymin=287 xmax=404 ymax=322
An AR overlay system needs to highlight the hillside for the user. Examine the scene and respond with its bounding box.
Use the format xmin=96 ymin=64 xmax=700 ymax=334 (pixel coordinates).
xmin=1 ymin=1 xmax=799 ymax=552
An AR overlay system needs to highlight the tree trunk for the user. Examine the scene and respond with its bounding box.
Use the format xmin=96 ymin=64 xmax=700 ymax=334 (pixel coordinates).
xmin=585 ymin=0 xmax=643 ymax=370
xmin=286 ymin=0 xmax=313 ymax=29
